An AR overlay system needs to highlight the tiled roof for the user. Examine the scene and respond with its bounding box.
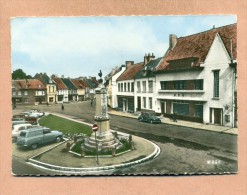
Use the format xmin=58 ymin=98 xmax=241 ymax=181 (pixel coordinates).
xmin=135 ymin=57 xmax=162 ymax=79
xmin=61 ymin=78 xmax=77 ymax=90
xmin=52 ymin=77 xmax=68 ymax=90
xmin=71 ymin=79 xmax=86 ymax=89
xmin=117 ymin=62 xmax=144 ymax=81
xmin=85 ymin=79 xmax=98 ymax=88
xmin=157 ymin=23 xmax=237 ymax=71
xmin=14 ymin=79 xmax=46 ymax=89
xmin=35 ymin=73 xmax=56 ymax=84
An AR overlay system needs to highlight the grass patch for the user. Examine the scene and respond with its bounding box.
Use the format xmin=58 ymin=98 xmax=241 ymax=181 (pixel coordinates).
xmin=38 ymin=114 xmax=92 ymax=136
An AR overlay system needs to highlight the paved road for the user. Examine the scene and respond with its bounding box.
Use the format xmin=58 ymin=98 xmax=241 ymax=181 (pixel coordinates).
xmin=12 ymin=101 xmax=238 ymax=175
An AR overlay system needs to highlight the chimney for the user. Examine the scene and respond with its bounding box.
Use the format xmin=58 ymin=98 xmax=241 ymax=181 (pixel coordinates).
xmin=125 ymin=61 xmax=134 ymax=69
xmin=144 ymin=53 xmax=148 ymax=65
xmin=144 ymin=53 xmax=155 ymax=65
xmin=169 ymin=34 xmax=177 ymax=50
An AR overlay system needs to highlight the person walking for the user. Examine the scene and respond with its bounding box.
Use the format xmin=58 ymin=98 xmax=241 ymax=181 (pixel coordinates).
xmin=62 ymin=104 xmax=64 ymax=111
xmin=173 ymin=112 xmax=177 ymax=122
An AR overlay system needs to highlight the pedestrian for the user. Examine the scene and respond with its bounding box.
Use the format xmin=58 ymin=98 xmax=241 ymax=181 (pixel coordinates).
xmin=62 ymin=104 xmax=64 ymax=111
xmin=173 ymin=112 xmax=177 ymax=122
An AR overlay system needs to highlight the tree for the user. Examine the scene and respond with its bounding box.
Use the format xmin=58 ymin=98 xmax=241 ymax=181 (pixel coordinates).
xmin=12 ymin=69 xmax=32 ymax=80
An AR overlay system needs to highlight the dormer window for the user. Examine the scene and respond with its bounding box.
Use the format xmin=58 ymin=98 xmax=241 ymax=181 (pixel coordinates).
xmin=39 ymin=84 xmax=41 ymax=88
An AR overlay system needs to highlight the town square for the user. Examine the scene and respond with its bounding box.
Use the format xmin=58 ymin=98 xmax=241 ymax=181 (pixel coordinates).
xmin=11 ymin=16 xmax=237 ymax=176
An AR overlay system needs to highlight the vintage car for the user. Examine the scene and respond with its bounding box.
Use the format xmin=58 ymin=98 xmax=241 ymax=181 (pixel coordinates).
xmin=137 ymin=112 xmax=161 ymax=124
xmin=16 ymin=127 xmax=63 ymax=149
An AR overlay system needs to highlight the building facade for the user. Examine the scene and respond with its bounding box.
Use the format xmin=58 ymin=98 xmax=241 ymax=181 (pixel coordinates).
xmin=155 ymin=24 xmax=237 ymax=127
xmin=61 ymin=78 xmax=78 ymax=101
xmin=12 ymin=79 xmax=46 ymax=105
xmin=116 ymin=61 xmax=144 ymax=112
xmin=105 ymin=65 xmax=126 ymax=108
xmin=134 ymin=56 xmax=162 ymax=113
xmin=35 ymin=73 xmax=57 ymax=103
xmin=51 ymin=76 xmax=69 ymax=103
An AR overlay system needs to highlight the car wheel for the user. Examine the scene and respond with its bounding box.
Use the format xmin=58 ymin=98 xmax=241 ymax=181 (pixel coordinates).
xmin=31 ymin=143 xmax=38 ymax=149
xmin=138 ymin=118 xmax=142 ymax=122
xmin=56 ymin=136 xmax=62 ymax=143
xmin=150 ymin=120 xmax=154 ymax=124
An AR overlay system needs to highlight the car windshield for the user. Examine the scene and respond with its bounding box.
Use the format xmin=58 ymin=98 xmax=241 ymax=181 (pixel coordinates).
xmin=19 ymin=132 xmax=27 ymax=137
xmin=147 ymin=113 xmax=156 ymax=117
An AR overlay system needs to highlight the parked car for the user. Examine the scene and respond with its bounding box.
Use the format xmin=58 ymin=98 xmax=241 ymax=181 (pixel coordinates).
xmin=137 ymin=112 xmax=161 ymax=124
xmin=12 ymin=114 xmax=26 ymax=119
xmin=29 ymin=109 xmax=45 ymax=117
xmin=16 ymin=127 xmax=63 ymax=149
xmin=20 ymin=110 xmax=44 ymax=118
xmin=12 ymin=117 xmax=25 ymax=122
xmin=25 ymin=116 xmax=38 ymax=125
xmin=12 ymin=123 xmax=33 ymax=141
xmin=12 ymin=116 xmax=37 ymax=127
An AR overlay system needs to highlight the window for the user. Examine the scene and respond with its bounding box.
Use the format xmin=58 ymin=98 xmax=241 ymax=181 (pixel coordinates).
xmin=149 ymin=97 xmax=152 ymax=109
xmin=195 ymin=104 xmax=203 ymax=118
xmin=195 ymin=80 xmax=203 ymax=90
xmin=143 ymin=97 xmax=146 ymax=108
xmin=213 ymin=70 xmax=220 ymax=98
xmin=131 ymin=82 xmax=134 ymax=92
xmin=173 ymin=101 xmax=189 ymax=116
xmin=24 ymin=98 xmax=28 ymax=103
xmin=160 ymin=81 xmax=167 ymax=90
xmin=18 ymin=91 xmax=22 ymax=96
xmin=43 ymin=129 xmax=51 ymax=134
xmin=148 ymin=81 xmax=153 ymax=93
xmin=121 ymin=83 xmax=123 ymax=92
xmin=12 ymin=91 xmax=16 ymax=96
xmin=128 ymin=83 xmax=130 ymax=92
xmin=24 ymin=91 xmax=28 ymax=95
xmin=175 ymin=81 xmax=186 ymax=90
xmin=137 ymin=82 xmax=141 ymax=93
xmin=124 ymin=83 xmax=126 ymax=92
xmin=36 ymin=91 xmax=45 ymax=96
xmin=142 ymin=81 xmax=146 ymax=92
xmin=118 ymin=83 xmax=120 ymax=92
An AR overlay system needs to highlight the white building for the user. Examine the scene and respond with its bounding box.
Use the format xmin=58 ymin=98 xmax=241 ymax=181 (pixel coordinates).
xmin=155 ymin=24 xmax=237 ymax=127
xmin=105 ymin=65 xmax=126 ymax=108
xmin=134 ymin=55 xmax=162 ymax=112
xmin=116 ymin=61 xmax=144 ymax=112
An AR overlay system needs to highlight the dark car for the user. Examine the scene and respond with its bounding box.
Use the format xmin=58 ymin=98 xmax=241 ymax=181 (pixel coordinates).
xmin=138 ymin=112 xmax=161 ymax=124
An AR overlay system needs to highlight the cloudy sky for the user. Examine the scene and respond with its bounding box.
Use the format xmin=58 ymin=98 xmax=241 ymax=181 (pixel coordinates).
xmin=11 ymin=15 xmax=237 ymax=78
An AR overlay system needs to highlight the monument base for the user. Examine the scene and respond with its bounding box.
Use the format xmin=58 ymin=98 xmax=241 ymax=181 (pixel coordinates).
xmin=84 ymin=131 xmax=122 ymax=151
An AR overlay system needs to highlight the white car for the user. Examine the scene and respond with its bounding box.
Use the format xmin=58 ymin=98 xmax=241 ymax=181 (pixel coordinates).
xmin=12 ymin=123 xmax=33 ymax=141
xmin=22 ymin=110 xmax=45 ymax=118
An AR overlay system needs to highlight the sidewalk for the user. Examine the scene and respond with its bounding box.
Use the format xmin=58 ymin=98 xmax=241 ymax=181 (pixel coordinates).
xmin=108 ymin=110 xmax=238 ymax=135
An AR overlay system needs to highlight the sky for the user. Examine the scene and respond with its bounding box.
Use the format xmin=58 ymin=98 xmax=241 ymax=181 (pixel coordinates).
xmin=11 ymin=15 xmax=237 ymax=78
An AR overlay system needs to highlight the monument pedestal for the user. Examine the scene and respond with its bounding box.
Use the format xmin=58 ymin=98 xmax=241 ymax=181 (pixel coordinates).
xmin=84 ymin=83 xmax=122 ymax=151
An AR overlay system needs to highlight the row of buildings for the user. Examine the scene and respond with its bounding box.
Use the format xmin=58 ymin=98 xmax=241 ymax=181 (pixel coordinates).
xmin=12 ymin=74 xmax=98 ymax=105
xmin=105 ymin=23 xmax=237 ymax=127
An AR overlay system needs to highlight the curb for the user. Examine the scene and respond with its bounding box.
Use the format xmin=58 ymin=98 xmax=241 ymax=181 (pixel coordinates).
xmin=108 ymin=112 xmax=237 ymax=135
xmin=27 ymin=138 xmax=160 ymax=174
